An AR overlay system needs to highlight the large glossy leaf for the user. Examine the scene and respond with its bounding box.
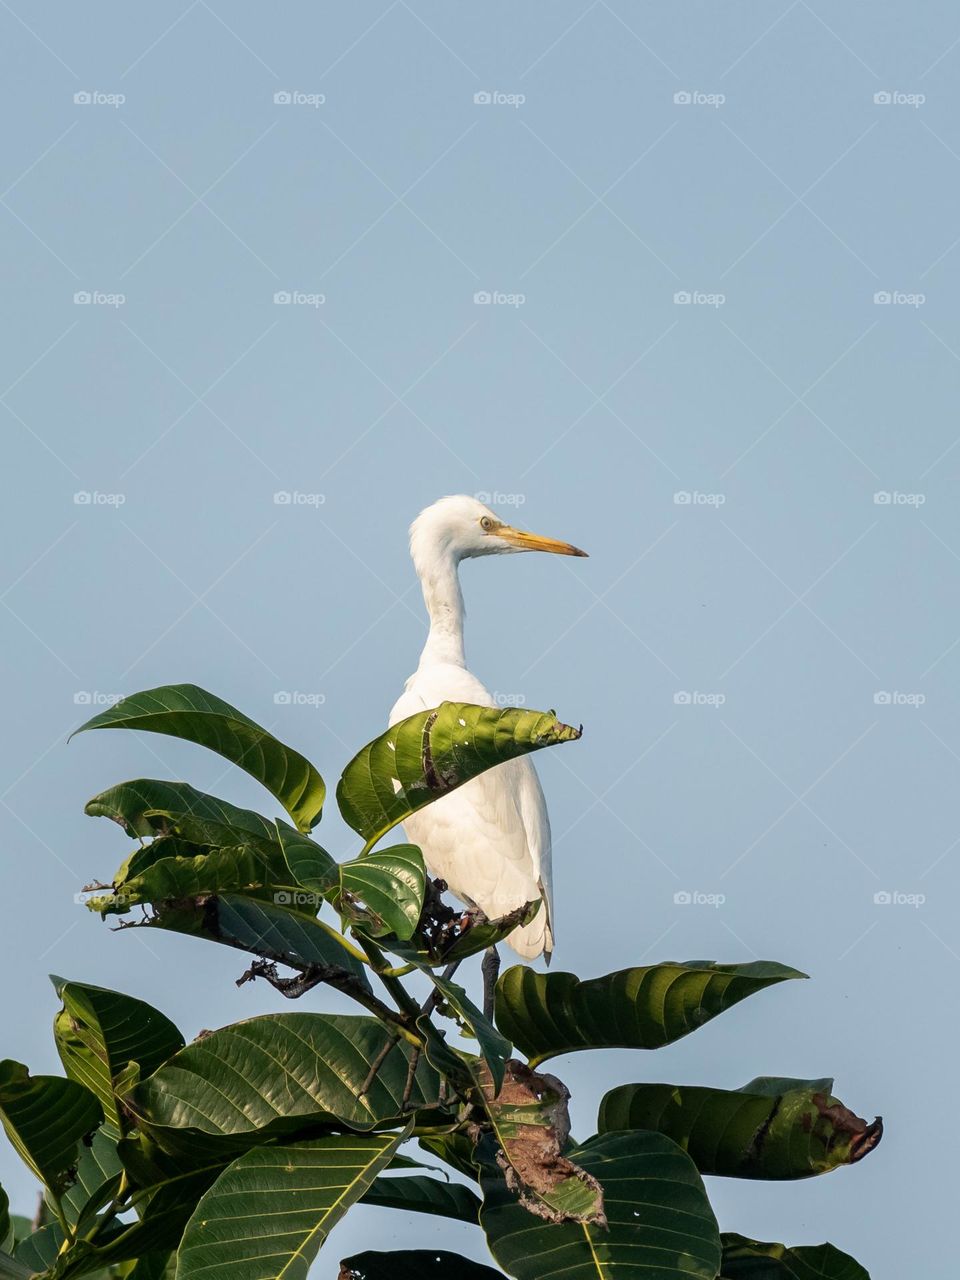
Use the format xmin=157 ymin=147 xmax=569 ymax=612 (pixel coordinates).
xmin=158 ymin=892 xmax=372 ymax=990
xmin=337 ymin=703 xmax=581 ymax=846
xmin=72 ymin=683 xmax=325 ymax=832
xmin=340 ymin=1251 xmax=505 ymax=1279
xmin=359 ymin=1173 xmax=481 ymax=1222
xmin=0 ymin=1061 xmax=102 ymax=1194
xmin=336 ymin=846 xmax=426 ymax=941
xmin=495 ymin=961 xmax=806 ymax=1067
xmin=52 ymin=979 xmax=184 ymax=1136
xmin=176 ymin=1131 xmax=406 ymax=1280
xmin=85 ymin=843 xmax=292 ymax=917
xmin=720 ymin=1234 xmax=870 ymax=1279
xmin=125 ymin=1014 xmax=441 ymax=1155
xmin=56 ymin=1128 xmax=124 ymax=1227
xmin=0 ymin=1253 xmax=33 ymax=1280
xmin=599 ymin=1078 xmax=882 ymax=1179
xmin=84 ymin=780 xmax=289 ymax=852
xmin=482 ymin=1130 xmax=721 ymax=1280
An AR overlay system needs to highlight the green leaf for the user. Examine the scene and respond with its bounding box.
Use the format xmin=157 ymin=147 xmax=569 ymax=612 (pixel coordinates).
xmin=359 ymin=1173 xmax=481 ymax=1222
xmin=84 ymin=780 xmax=291 ymax=852
xmin=176 ymin=893 xmax=371 ymax=990
xmin=598 ymin=1078 xmax=882 ymax=1179
xmin=481 ymin=1130 xmax=721 ymax=1280
xmin=0 ymin=1252 xmax=33 ymax=1280
xmin=0 ymin=1188 xmax=9 ymax=1254
xmin=719 ymin=1234 xmax=870 ymax=1279
xmin=56 ymin=1129 xmax=124 ymax=1227
xmin=85 ymin=843 xmax=292 ymax=917
xmin=0 ymin=1061 xmax=102 ymax=1194
xmin=125 ymin=1014 xmax=441 ymax=1156
xmin=52 ymin=979 xmax=184 ymax=1136
xmin=337 ymin=703 xmax=581 ymax=846
xmin=336 ymin=846 xmax=426 ymax=941
xmin=340 ymin=1251 xmax=505 ymax=1279
xmin=430 ymin=977 xmax=511 ymax=1092
xmin=72 ymin=683 xmax=325 ymax=832
xmin=495 ymin=961 xmax=806 ymax=1067
xmin=418 ymin=1132 xmax=482 ymax=1181
xmin=277 ymin=827 xmax=337 ymax=889
xmin=176 ymin=1131 xmax=406 ymax=1280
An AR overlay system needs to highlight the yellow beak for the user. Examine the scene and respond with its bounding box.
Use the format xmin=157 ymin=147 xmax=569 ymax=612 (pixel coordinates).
xmin=497 ymin=525 xmax=588 ymax=557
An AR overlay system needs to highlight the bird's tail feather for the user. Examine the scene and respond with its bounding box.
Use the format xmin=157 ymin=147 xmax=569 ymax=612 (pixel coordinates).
xmin=507 ymin=912 xmax=553 ymax=963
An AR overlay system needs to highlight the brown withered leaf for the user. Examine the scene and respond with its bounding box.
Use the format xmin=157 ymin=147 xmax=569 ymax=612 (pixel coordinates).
xmin=476 ymin=1058 xmax=605 ymax=1226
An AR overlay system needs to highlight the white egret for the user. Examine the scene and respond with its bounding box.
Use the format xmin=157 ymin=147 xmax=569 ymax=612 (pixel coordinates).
xmin=389 ymin=495 xmax=587 ymax=973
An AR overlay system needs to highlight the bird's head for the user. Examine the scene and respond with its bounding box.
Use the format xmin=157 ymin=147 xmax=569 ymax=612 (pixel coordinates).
xmin=410 ymin=494 xmax=588 ymax=566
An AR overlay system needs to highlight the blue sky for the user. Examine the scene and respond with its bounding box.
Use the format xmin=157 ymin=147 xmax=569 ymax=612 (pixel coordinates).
xmin=2 ymin=3 xmax=959 ymax=1274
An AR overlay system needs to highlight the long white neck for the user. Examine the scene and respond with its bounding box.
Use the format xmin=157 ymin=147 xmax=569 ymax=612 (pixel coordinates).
xmin=415 ymin=550 xmax=466 ymax=669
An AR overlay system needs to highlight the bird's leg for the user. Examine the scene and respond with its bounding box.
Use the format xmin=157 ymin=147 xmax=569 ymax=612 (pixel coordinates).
xmin=401 ymin=1047 xmax=421 ymax=1110
xmin=482 ymin=945 xmax=500 ymax=1021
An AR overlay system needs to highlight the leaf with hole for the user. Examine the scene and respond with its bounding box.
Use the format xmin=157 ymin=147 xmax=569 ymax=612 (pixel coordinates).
xmin=337 ymin=703 xmax=581 ymax=847
xmin=598 ymin=1077 xmax=881 ymax=1179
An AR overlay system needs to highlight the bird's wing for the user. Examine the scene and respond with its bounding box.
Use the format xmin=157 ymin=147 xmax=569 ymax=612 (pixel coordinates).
xmin=389 ymin=665 xmax=553 ymax=959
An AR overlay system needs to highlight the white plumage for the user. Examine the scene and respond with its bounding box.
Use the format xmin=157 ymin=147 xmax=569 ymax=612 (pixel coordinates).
xmin=389 ymin=495 xmax=587 ymax=961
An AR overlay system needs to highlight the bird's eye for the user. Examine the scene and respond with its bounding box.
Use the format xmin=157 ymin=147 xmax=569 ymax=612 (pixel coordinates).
xmin=480 ymin=516 xmax=494 ymax=531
